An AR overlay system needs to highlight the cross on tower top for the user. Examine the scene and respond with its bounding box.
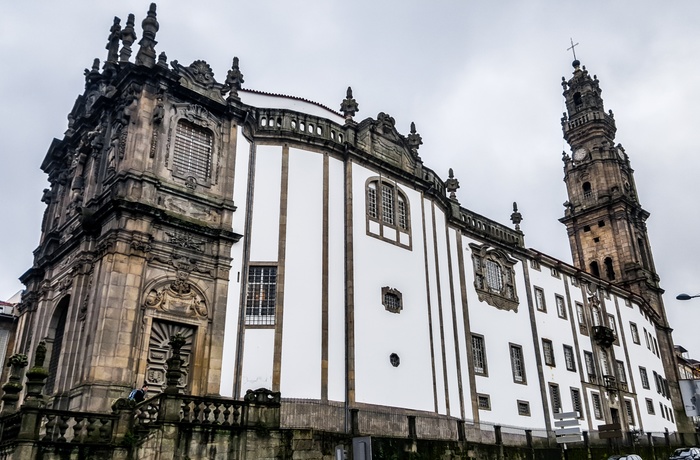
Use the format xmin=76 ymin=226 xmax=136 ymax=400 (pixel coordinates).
xmin=567 ymin=38 xmax=579 ymax=61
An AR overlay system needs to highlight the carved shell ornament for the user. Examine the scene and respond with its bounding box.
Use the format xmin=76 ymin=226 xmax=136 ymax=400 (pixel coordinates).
xmin=144 ymin=280 xmax=208 ymax=318
xmin=189 ymin=60 xmax=215 ymax=86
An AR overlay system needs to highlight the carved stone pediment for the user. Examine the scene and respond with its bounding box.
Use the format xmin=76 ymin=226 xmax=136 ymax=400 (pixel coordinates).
xmin=171 ymin=60 xmax=226 ymax=104
xmin=355 ymin=113 xmax=422 ymax=174
xmin=144 ymin=280 xmax=208 ymax=318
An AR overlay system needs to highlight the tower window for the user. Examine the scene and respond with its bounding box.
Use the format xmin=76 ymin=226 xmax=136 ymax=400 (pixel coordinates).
xmin=604 ymin=257 xmax=616 ymax=280
xmin=573 ymin=92 xmax=583 ymax=106
xmin=583 ymin=225 xmax=591 ymax=232
xmin=173 ymin=120 xmax=213 ymax=183
xmin=598 ymin=220 xmax=605 ymax=227
xmin=589 ymin=261 xmax=600 ymax=278
xmin=582 ymin=182 xmax=592 ymax=199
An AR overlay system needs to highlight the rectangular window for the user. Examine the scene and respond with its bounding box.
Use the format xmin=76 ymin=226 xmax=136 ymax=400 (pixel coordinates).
xmin=530 ymin=259 xmax=541 ymax=270
xmin=571 ymin=388 xmax=583 ymax=419
xmin=625 ymin=399 xmax=635 ymax=425
xmin=592 ymin=393 xmax=603 ymax=419
xmin=653 ymin=337 xmax=659 ymax=356
xmin=576 ymin=303 xmax=588 ymax=335
xmin=644 ymin=328 xmax=650 ymax=349
xmin=653 ymin=371 xmax=661 ymax=394
xmin=607 ymin=314 xmax=617 ymax=338
xmin=640 ymin=367 xmax=649 ymax=389
xmin=472 ymin=335 xmax=488 ymax=376
xmin=646 ymin=398 xmax=655 ymax=414
xmin=660 ymin=401 xmax=665 ymax=419
xmin=381 ymin=184 xmax=395 ymax=225
xmin=477 ymin=394 xmax=491 ymax=410
xmin=630 ymin=323 xmax=640 ymax=344
xmin=517 ymin=400 xmax=531 ymax=416
xmin=397 ymin=197 xmax=408 ymax=230
xmin=600 ymin=351 xmax=611 ymax=376
xmin=556 ymin=295 xmax=567 ymax=319
xmin=542 ymin=339 xmax=555 ymax=367
xmin=584 ymin=351 xmax=596 ymax=382
xmin=245 ymin=266 xmax=278 ymax=326
xmin=174 ymin=120 xmax=213 ymax=182
xmin=549 ymin=383 xmax=562 ymax=413
xmin=551 ymin=267 xmax=560 ymax=278
xmin=535 ymin=287 xmax=546 ymax=312
xmin=510 ymin=344 xmax=526 ymax=384
xmin=367 ymin=185 xmax=378 ymax=218
xmin=616 ymin=360 xmax=627 ymax=383
xmin=591 ymin=306 xmax=602 ymax=326
xmin=564 ymin=345 xmax=576 ymax=372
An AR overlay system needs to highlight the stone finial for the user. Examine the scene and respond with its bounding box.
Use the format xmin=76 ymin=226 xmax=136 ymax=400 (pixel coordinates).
xmin=34 ymin=341 xmax=47 ymax=368
xmin=24 ymin=342 xmax=49 ymax=407
xmin=225 ymin=57 xmax=245 ymax=102
xmin=340 ymin=87 xmax=359 ymax=122
xmin=1 ymin=354 xmax=28 ymax=414
xmin=157 ymin=51 xmax=168 ymax=68
xmin=407 ymin=122 xmax=423 ymax=152
xmin=136 ymin=3 xmax=159 ymax=67
xmin=510 ymin=202 xmax=523 ymax=231
xmin=119 ymin=14 xmax=137 ymax=63
xmin=84 ymin=58 xmax=101 ymax=88
xmin=105 ymin=17 xmax=122 ymax=68
xmin=445 ymin=168 xmax=460 ymax=201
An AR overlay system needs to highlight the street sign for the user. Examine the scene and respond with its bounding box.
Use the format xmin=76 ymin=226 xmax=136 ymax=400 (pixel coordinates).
xmin=554 ymin=411 xmax=582 ymax=444
xmin=553 ymin=411 xmax=579 ymax=420
xmin=554 ymin=419 xmax=580 ymax=428
xmin=598 ymin=422 xmax=623 ymax=439
xmin=557 ymin=434 xmax=584 ymax=444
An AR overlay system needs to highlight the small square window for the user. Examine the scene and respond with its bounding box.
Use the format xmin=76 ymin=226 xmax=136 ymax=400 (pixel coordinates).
xmin=517 ymin=400 xmax=531 ymax=416
xmin=477 ymin=394 xmax=491 ymax=410
xmin=530 ymin=259 xmax=541 ymax=270
xmin=583 ymin=225 xmax=591 ymax=232
xmin=551 ymin=267 xmax=560 ymax=278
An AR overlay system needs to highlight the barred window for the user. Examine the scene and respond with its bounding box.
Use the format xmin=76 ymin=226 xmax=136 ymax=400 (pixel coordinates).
xmin=630 ymin=323 xmax=640 ymax=344
xmin=472 ymin=335 xmax=488 ymax=376
xmin=485 ymin=260 xmax=503 ymax=292
xmin=542 ymin=339 xmax=555 ymax=367
xmin=510 ymin=344 xmax=526 ymax=384
xmin=646 ymin=398 xmax=655 ymax=414
xmin=477 ymin=394 xmax=491 ymax=410
xmin=616 ymin=360 xmax=627 ymax=383
xmin=367 ymin=183 xmax=378 ymax=218
xmin=584 ymin=351 xmax=596 ymax=382
xmin=535 ymin=287 xmax=546 ymax=312
xmin=592 ymin=392 xmax=603 ymax=419
xmin=625 ymin=399 xmax=635 ymax=425
xmin=556 ymin=295 xmax=566 ymax=319
xmin=173 ymin=120 xmax=213 ymax=182
xmin=245 ymin=266 xmax=277 ymax=326
xmin=366 ymin=178 xmax=411 ymax=246
xmin=381 ymin=287 xmax=403 ymax=314
xmin=640 ymin=367 xmax=649 ymax=389
xmin=549 ymin=383 xmax=562 ymax=413
xmin=576 ymin=303 xmax=588 ymax=335
xmin=571 ymin=388 xmax=583 ymax=418
xmin=564 ymin=345 xmax=576 ymax=372
xmin=380 ymin=184 xmax=395 ymax=226
xmin=517 ymin=400 xmax=531 ymax=416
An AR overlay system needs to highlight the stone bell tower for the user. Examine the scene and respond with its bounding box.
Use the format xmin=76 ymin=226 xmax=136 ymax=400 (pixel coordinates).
xmin=559 ymin=58 xmax=692 ymax=431
xmin=17 ymin=4 xmax=242 ymax=412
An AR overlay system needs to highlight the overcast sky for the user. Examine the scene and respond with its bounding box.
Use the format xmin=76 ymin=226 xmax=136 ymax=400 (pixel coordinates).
xmin=2 ymin=1 xmax=700 ymax=356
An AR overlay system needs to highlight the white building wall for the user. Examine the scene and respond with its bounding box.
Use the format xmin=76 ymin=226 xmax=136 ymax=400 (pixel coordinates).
xmin=279 ymin=147 xmax=324 ymax=399
xmin=249 ymin=145 xmax=282 ymax=262
xmin=351 ymin=164 xmax=435 ymax=412
xmin=240 ymin=329 xmax=275 ymax=392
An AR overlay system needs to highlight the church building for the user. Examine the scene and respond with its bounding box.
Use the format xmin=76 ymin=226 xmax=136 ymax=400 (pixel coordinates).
xmin=12 ymin=3 xmax=691 ymax=449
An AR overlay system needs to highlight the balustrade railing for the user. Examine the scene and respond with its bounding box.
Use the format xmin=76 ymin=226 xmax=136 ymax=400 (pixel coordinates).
xmin=39 ymin=410 xmax=115 ymax=444
xmin=180 ymin=395 xmax=244 ymax=426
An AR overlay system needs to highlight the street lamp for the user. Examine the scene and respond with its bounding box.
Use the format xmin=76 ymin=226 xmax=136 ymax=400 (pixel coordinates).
xmin=676 ymin=293 xmax=700 ymax=301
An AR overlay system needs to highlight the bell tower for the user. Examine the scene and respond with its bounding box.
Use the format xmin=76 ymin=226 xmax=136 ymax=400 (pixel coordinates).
xmin=560 ymin=59 xmax=693 ymax=431
xmin=559 ymin=59 xmax=661 ymax=315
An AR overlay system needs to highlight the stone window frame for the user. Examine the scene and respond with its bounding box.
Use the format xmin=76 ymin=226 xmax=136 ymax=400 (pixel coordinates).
xmin=517 ymin=400 xmax=531 ymax=416
xmin=244 ymin=264 xmax=278 ymax=327
xmin=165 ymin=104 xmax=221 ymax=189
xmin=472 ymin=334 xmax=488 ymax=377
xmin=530 ymin=259 xmax=541 ymax=271
xmin=470 ymin=244 xmax=519 ymax=312
xmin=625 ymin=399 xmax=635 ymax=425
xmin=509 ymin=343 xmax=527 ymax=385
xmin=616 ymin=360 xmax=627 ymax=384
xmin=591 ymin=392 xmax=603 ymax=419
xmin=542 ymin=338 xmax=556 ymax=367
xmin=477 ymin=393 xmax=491 ymax=411
xmin=549 ymin=383 xmax=562 ymax=413
xmin=570 ymin=387 xmax=583 ymax=419
xmin=381 ymin=287 xmax=403 ymax=314
xmin=576 ymin=302 xmax=588 ymax=335
xmin=563 ymin=345 xmax=576 ymax=372
xmin=365 ymin=176 xmax=412 ymax=249
xmin=645 ymin=398 xmax=655 ymax=415
xmin=556 ymin=295 xmax=567 ymax=319
xmin=584 ymin=351 xmax=596 ymax=383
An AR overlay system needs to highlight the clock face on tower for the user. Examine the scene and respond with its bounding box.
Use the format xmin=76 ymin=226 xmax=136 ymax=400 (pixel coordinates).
xmin=573 ymin=148 xmax=588 ymax=161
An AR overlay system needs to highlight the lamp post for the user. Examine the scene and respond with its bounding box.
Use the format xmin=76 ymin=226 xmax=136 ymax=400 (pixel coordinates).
xmin=676 ymin=293 xmax=700 ymax=301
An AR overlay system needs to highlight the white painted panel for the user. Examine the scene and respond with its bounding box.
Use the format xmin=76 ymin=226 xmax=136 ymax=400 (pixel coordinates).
xmin=249 ymin=145 xmax=282 ymax=261
xmin=220 ymin=127 xmax=250 ymax=396
xmin=280 ymin=147 xmax=324 ymax=399
xmin=350 ymin=164 xmax=435 ymax=412
xmin=240 ymin=329 xmax=275 ymax=397
xmin=327 ymin=157 xmax=346 ymax=402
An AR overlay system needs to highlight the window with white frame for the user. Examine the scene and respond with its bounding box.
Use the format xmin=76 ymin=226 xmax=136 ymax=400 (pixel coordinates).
xmin=173 ymin=119 xmax=213 ymax=183
xmin=245 ymin=266 xmax=277 ymax=326
xmin=472 ymin=334 xmax=488 ymax=376
xmin=542 ymin=339 xmax=555 ymax=367
xmin=556 ymin=295 xmax=567 ymax=319
xmin=535 ymin=287 xmax=546 ymax=312
xmin=564 ymin=345 xmax=576 ymax=372
xmin=366 ymin=178 xmax=411 ymax=247
xmin=510 ymin=344 xmax=526 ymax=384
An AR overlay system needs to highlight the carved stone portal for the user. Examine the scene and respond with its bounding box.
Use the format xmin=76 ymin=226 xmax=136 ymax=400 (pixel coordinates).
xmin=146 ymin=321 xmax=193 ymax=392
xmin=144 ymin=278 xmax=208 ymax=318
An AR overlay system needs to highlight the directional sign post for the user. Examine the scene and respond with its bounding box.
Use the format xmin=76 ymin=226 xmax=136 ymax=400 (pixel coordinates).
xmin=554 ymin=411 xmax=583 ymax=445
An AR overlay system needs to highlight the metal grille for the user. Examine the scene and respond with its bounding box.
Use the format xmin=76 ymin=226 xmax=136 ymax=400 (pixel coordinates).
xmin=472 ymin=336 xmax=486 ymax=374
xmin=556 ymin=296 xmax=566 ymax=318
xmin=383 ymin=292 xmax=401 ymax=312
xmin=173 ymin=120 xmax=212 ymax=182
xmin=640 ymin=367 xmax=649 ymax=389
xmin=397 ymin=195 xmax=408 ymax=230
xmin=535 ymin=288 xmax=545 ymax=311
xmin=631 ymin=323 xmax=640 ymax=343
xmin=517 ymin=401 xmax=530 ymax=416
xmin=510 ymin=345 xmax=525 ymax=383
xmin=381 ymin=184 xmax=394 ymax=225
xmin=485 ymin=260 xmax=503 ymax=292
xmin=367 ymin=184 xmax=378 ymax=218
xmin=564 ymin=345 xmax=576 ymax=371
xmin=245 ymin=266 xmax=277 ymax=325
xmin=571 ymin=388 xmax=582 ymax=417
xmin=592 ymin=393 xmax=603 ymax=419
xmin=543 ymin=340 xmax=555 ymax=366
xmin=616 ymin=360 xmax=627 ymax=383
xmin=549 ymin=384 xmax=561 ymax=412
